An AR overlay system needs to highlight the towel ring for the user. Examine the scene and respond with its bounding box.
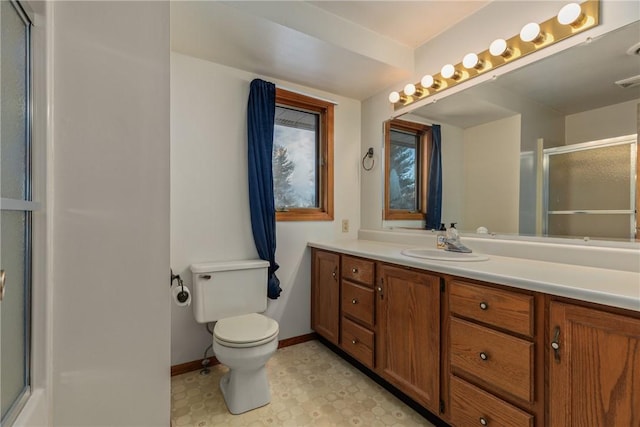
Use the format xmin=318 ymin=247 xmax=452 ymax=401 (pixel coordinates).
xmin=362 ymin=147 xmax=374 ymax=171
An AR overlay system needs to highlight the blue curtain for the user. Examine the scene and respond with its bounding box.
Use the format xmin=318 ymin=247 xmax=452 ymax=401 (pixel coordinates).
xmin=425 ymin=124 xmax=442 ymax=230
xmin=247 ymin=79 xmax=282 ymax=299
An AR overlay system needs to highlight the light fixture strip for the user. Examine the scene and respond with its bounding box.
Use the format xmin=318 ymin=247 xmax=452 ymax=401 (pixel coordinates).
xmin=391 ymin=0 xmax=599 ymax=110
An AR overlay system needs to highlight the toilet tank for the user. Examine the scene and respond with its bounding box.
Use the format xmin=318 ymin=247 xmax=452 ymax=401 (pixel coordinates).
xmin=190 ymin=259 xmax=270 ymax=323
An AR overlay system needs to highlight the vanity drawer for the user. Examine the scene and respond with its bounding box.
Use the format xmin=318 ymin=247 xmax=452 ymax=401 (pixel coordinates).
xmin=341 ymin=317 xmax=374 ymax=368
xmin=449 ymin=280 xmax=534 ymax=337
xmin=342 ymin=280 xmax=375 ymax=328
xmin=450 ymin=375 xmax=534 ymax=427
xmin=450 ymin=317 xmax=533 ymax=402
xmin=341 ymin=255 xmax=375 ymax=287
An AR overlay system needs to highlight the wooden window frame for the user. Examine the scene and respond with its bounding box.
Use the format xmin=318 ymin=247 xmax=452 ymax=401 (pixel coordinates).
xmin=274 ymin=88 xmax=334 ymax=221
xmin=384 ymin=119 xmax=431 ymax=221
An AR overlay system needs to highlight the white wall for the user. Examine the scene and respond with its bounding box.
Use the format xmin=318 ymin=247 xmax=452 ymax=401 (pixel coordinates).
xmin=565 ymin=99 xmax=640 ymax=144
xmin=463 ymin=115 xmax=521 ymax=233
xmin=170 ymin=53 xmax=361 ymax=365
xmin=50 ymin=2 xmax=170 ymax=425
xmin=440 ymin=124 xmax=465 ymax=227
xmin=360 ymin=90 xmax=390 ymax=230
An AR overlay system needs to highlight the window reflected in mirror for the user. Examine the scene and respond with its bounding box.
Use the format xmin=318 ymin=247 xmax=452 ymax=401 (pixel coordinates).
xmin=384 ymin=119 xmax=431 ymax=221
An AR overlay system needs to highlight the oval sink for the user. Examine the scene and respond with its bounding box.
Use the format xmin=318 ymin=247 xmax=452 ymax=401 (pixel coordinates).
xmin=401 ymin=248 xmax=489 ymax=262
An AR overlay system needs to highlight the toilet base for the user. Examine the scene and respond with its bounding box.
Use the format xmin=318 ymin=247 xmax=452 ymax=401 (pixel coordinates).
xmin=219 ymin=366 xmax=271 ymax=414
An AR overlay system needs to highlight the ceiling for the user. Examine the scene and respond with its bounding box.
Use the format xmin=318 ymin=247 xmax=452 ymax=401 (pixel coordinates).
xmin=170 ymin=1 xmax=490 ymax=100
xmin=307 ymin=1 xmax=491 ymax=48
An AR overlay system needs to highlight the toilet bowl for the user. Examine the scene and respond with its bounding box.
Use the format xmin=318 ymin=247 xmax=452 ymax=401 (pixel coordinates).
xmin=212 ymin=312 xmax=279 ymax=414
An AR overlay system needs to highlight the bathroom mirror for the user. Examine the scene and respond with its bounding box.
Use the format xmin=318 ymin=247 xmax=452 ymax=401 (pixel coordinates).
xmin=386 ymin=20 xmax=640 ymax=242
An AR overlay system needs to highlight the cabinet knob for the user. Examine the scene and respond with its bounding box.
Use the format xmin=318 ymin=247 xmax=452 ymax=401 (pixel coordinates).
xmin=352 ymin=339 xmax=358 ymax=345
xmin=352 ymin=267 xmax=358 ymax=273
xmin=479 ymin=417 xmax=488 ymax=426
xmin=331 ymin=268 xmax=337 ymax=280
xmin=551 ymin=326 xmax=561 ymax=362
xmin=479 ymin=352 xmax=488 ymax=361
xmin=351 ymin=298 xmax=358 ymax=304
xmin=479 ymin=302 xmax=488 ymax=310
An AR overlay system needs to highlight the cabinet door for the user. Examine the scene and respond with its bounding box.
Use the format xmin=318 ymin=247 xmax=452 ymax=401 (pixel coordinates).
xmin=376 ymin=264 xmax=440 ymax=412
xmin=549 ymin=302 xmax=640 ymax=426
xmin=311 ymin=249 xmax=340 ymax=345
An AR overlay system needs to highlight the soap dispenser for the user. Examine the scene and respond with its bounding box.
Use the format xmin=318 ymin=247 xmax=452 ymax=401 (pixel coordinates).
xmin=448 ymin=223 xmax=459 ymax=242
xmin=436 ymin=223 xmax=447 ymax=249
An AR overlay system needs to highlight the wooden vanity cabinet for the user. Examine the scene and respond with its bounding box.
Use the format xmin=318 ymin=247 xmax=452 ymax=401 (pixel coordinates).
xmin=340 ymin=255 xmax=376 ymax=369
xmin=548 ymin=301 xmax=640 ymax=426
xmin=311 ymin=249 xmax=340 ymax=345
xmin=446 ymin=279 xmax=543 ymax=427
xmin=376 ymin=263 xmax=441 ymax=413
xmin=311 ymin=247 xmax=640 ymax=427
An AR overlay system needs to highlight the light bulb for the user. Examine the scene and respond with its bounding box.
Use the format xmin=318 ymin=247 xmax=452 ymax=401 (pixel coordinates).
xmin=558 ymin=3 xmax=584 ymax=27
xmin=520 ymin=22 xmax=544 ymax=43
xmin=463 ymin=53 xmax=484 ymax=70
xmin=388 ymin=91 xmax=400 ymax=103
xmin=489 ymin=38 xmax=510 ymax=57
xmin=404 ymin=83 xmax=416 ymax=96
xmin=441 ymin=64 xmax=459 ymax=79
xmin=420 ymin=74 xmax=440 ymax=90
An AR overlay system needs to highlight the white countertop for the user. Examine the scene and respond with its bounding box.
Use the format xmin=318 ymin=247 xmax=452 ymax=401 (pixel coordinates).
xmin=308 ymin=239 xmax=640 ymax=312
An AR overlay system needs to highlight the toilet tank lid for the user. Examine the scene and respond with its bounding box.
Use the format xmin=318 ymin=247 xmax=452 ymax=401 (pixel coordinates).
xmin=190 ymin=259 xmax=270 ymax=274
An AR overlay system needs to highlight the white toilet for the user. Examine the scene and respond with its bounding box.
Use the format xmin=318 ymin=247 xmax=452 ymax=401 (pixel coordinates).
xmin=190 ymin=260 xmax=279 ymax=414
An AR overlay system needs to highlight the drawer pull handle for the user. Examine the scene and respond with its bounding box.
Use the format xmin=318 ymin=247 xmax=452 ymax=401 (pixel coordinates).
xmin=352 ymin=339 xmax=358 ymax=345
xmin=479 ymin=417 xmax=488 ymax=426
xmin=352 ymin=267 xmax=358 ymax=273
xmin=0 ymin=270 xmax=6 ymax=301
xmin=351 ymin=298 xmax=358 ymax=304
xmin=479 ymin=352 xmax=488 ymax=361
xmin=479 ymin=302 xmax=488 ymax=310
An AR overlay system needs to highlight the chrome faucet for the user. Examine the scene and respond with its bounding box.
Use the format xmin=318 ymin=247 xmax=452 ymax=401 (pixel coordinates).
xmin=443 ymin=238 xmax=472 ymax=253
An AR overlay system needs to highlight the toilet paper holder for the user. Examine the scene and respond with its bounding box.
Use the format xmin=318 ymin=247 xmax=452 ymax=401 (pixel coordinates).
xmin=170 ymin=270 xmax=190 ymax=304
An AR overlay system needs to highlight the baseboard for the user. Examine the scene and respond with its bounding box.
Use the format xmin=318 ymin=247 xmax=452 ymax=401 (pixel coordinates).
xmin=277 ymin=332 xmax=317 ymax=349
xmin=171 ymin=332 xmax=318 ymax=376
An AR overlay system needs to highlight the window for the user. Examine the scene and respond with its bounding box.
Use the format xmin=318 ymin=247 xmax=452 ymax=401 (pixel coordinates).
xmin=384 ymin=119 xmax=431 ymax=220
xmin=273 ymin=88 xmax=333 ymax=221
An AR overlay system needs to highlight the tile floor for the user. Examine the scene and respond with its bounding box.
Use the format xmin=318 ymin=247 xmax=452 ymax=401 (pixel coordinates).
xmin=171 ymin=340 xmax=435 ymax=426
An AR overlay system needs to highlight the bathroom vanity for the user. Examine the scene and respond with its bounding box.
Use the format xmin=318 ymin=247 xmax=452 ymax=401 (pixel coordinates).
xmin=309 ymin=234 xmax=640 ymax=427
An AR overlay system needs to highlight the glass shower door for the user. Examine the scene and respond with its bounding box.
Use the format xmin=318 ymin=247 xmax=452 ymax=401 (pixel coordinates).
xmin=544 ymin=135 xmax=637 ymax=240
xmin=1 ymin=1 xmax=33 ymax=424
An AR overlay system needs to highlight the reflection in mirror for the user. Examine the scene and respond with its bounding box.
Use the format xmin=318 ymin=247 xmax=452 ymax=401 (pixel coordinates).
xmin=387 ymin=21 xmax=640 ymax=242
xmin=383 ymin=119 xmax=431 ymax=221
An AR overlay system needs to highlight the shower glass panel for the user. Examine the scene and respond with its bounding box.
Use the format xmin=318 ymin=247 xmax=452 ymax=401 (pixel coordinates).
xmin=1 ymin=1 xmax=33 ymax=424
xmin=544 ymin=135 xmax=637 ymax=240
xmin=0 ymin=1 xmax=27 ymax=201
xmin=0 ymin=211 xmax=28 ymax=419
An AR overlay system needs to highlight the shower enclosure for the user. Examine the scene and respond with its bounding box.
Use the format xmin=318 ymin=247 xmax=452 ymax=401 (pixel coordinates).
xmin=543 ymin=134 xmax=638 ymax=240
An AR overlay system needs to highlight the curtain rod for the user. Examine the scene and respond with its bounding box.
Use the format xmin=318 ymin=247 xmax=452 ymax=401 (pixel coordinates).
xmin=277 ymin=85 xmax=339 ymax=106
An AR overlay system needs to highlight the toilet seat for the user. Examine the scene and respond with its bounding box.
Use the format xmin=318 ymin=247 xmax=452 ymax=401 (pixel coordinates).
xmin=214 ymin=313 xmax=279 ymax=348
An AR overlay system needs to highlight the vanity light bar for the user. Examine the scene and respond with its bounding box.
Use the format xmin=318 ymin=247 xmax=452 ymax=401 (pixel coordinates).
xmin=389 ymin=0 xmax=599 ymax=110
